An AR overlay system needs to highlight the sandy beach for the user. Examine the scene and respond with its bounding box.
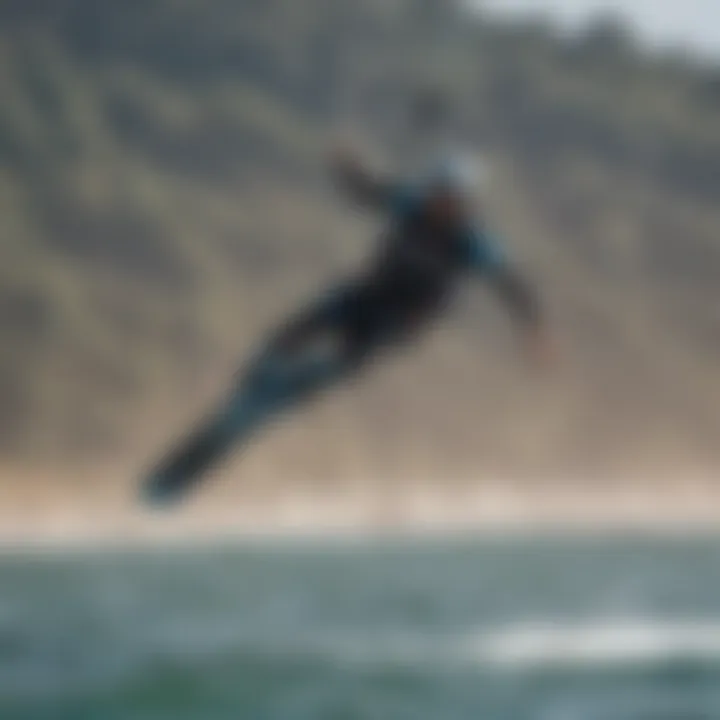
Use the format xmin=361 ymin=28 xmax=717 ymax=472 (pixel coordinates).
xmin=1 ymin=466 xmax=719 ymax=549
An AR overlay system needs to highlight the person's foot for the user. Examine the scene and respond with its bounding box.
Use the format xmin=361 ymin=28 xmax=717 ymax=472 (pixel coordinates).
xmin=141 ymin=422 xmax=232 ymax=508
xmin=142 ymin=470 xmax=186 ymax=507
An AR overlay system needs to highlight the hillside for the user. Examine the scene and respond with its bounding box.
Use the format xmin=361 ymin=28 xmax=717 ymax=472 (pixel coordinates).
xmin=1 ymin=0 xmax=720 ymax=488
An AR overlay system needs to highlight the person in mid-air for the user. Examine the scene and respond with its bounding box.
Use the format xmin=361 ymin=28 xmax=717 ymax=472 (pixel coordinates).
xmin=143 ymin=146 xmax=550 ymax=505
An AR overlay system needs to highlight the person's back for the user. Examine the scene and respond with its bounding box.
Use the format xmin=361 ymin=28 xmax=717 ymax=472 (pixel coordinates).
xmin=332 ymin=149 xmax=544 ymax=358
xmin=366 ymin=183 xmax=500 ymax=307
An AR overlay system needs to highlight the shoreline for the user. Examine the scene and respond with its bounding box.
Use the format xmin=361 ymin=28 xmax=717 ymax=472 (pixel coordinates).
xmin=1 ymin=477 xmax=719 ymax=549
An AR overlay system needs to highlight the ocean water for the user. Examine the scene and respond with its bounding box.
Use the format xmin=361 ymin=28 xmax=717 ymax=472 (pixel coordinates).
xmin=1 ymin=535 xmax=720 ymax=719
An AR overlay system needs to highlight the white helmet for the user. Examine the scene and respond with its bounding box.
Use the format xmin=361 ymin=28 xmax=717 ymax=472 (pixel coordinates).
xmin=425 ymin=152 xmax=488 ymax=198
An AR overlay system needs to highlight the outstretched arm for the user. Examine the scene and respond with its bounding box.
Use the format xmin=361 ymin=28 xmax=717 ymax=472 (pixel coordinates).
xmin=330 ymin=146 xmax=396 ymax=210
xmin=488 ymin=265 xmax=551 ymax=370
xmin=468 ymin=231 xmax=551 ymax=369
xmin=489 ymin=265 xmax=541 ymax=331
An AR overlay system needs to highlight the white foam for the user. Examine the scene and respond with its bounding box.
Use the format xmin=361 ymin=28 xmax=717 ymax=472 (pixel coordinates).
xmin=5 ymin=617 xmax=720 ymax=701
xmin=472 ymin=620 xmax=720 ymax=669
xmin=197 ymin=619 xmax=720 ymax=671
xmin=72 ymin=618 xmax=720 ymax=674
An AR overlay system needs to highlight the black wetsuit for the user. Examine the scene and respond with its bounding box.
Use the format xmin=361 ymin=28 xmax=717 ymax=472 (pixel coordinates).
xmin=143 ymin=182 xmax=540 ymax=505
xmin=301 ymin=184 xmax=508 ymax=362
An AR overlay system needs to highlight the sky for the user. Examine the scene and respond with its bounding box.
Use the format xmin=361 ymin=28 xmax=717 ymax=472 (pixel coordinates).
xmin=477 ymin=0 xmax=720 ymax=60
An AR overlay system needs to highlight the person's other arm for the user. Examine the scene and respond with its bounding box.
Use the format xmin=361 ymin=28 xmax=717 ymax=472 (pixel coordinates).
xmin=490 ymin=265 xmax=552 ymax=368
xmin=469 ymin=232 xmax=552 ymax=369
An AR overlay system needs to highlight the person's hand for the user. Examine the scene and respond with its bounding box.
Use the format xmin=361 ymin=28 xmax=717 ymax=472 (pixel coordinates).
xmin=329 ymin=142 xmax=361 ymax=176
xmin=524 ymin=327 xmax=556 ymax=374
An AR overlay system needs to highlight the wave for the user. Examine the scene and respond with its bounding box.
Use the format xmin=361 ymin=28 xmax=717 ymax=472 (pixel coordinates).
xmin=149 ymin=618 xmax=720 ymax=672
xmin=472 ymin=620 xmax=720 ymax=669
xmin=4 ymin=618 xmax=720 ymax=700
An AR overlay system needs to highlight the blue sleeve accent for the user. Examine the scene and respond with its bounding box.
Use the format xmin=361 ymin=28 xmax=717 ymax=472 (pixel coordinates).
xmin=388 ymin=185 xmax=419 ymax=218
xmin=464 ymin=227 xmax=508 ymax=275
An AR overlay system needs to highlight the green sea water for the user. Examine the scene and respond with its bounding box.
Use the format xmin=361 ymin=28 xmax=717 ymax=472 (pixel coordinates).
xmin=1 ymin=536 xmax=720 ymax=719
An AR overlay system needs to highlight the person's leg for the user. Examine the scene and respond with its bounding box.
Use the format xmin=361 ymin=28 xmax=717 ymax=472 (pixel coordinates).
xmin=237 ymin=283 xmax=362 ymax=404
xmin=143 ymin=287 xmax=362 ymax=505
